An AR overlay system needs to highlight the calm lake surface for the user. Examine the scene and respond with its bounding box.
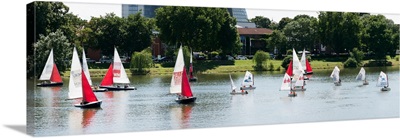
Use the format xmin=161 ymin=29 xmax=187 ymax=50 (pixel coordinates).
xmin=27 ymin=66 xmax=399 ymax=136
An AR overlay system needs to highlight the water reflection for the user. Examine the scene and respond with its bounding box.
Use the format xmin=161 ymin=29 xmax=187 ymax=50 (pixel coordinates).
xmin=169 ymin=104 xmax=194 ymax=129
xmin=28 ymin=66 xmax=399 ymax=136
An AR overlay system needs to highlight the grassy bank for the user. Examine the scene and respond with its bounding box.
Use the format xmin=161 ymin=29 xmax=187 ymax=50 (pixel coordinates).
xmin=63 ymin=57 xmax=399 ymax=78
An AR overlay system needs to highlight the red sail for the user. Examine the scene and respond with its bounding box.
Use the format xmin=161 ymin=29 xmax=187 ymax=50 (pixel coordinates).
xmin=100 ymin=64 xmax=114 ymax=86
xmin=181 ymin=67 xmax=193 ymax=97
xmin=305 ymin=59 xmax=313 ymax=73
xmin=189 ymin=63 xmax=193 ymax=79
xmin=50 ymin=63 xmax=63 ymax=83
xmin=286 ymin=60 xmax=293 ymax=76
xmin=82 ymin=70 xmax=98 ymax=103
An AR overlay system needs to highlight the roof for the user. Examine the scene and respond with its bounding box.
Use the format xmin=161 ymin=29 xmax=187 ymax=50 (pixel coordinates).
xmin=237 ymin=28 xmax=273 ymax=35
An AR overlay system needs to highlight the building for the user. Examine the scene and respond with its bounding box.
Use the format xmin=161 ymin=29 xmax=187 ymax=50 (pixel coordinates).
xmin=122 ymin=5 xmax=161 ymax=18
xmin=227 ymin=8 xmax=249 ymax=22
xmin=237 ymin=28 xmax=273 ymax=55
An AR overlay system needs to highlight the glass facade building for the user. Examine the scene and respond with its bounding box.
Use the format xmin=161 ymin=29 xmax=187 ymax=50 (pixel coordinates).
xmin=122 ymin=5 xmax=249 ymax=22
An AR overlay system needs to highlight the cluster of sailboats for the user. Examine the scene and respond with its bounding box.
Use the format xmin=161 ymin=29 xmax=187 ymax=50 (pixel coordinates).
xmin=36 ymin=46 xmax=392 ymax=108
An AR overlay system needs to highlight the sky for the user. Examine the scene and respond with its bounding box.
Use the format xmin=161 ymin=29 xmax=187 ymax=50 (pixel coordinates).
xmin=65 ymin=2 xmax=400 ymax=24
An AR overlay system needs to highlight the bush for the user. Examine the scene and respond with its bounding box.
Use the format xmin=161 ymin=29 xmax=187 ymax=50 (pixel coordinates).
xmin=343 ymin=58 xmax=358 ymax=68
xmin=281 ymin=55 xmax=292 ymax=70
xmin=252 ymin=50 xmax=270 ymax=71
xmin=268 ymin=62 xmax=274 ymax=71
xmin=395 ymin=56 xmax=399 ymax=61
xmin=130 ymin=49 xmax=153 ymax=75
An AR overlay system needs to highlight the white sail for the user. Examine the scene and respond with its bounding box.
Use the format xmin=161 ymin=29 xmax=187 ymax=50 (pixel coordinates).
xmin=330 ymin=66 xmax=340 ymax=82
xmin=241 ymin=71 xmax=254 ymax=86
xmin=82 ymin=48 xmax=92 ymax=86
xmin=356 ymin=67 xmax=366 ymax=81
xmin=376 ymin=71 xmax=388 ymax=87
xmin=294 ymin=73 xmax=305 ymax=87
xmin=190 ymin=48 xmax=193 ymax=63
xmin=39 ymin=49 xmax=54 ymax=80
xmin=292 ymin=48 xmax=305 ymax=77
xmin=68 ymin=47 xmax=83 ymax=99
xmin=170 ymin=46 xmax=185 ymax=94
xmin=280 ymin=73 xmax=291 ymax=91
xmin=113 ymin=48 xmax=130 ymax=84
xmin=300 ymin=49 xmax=307 ymax=71
xmin=229 ymin=74 xmax=237 ymax=91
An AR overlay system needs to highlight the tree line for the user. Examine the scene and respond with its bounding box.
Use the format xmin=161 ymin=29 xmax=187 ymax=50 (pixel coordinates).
xmin=250 ymin=13 xmax=399 ymax=63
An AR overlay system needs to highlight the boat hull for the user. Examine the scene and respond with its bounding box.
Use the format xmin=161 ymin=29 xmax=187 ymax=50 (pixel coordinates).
xmin=363 ymin=82 xmax=369 ymax=85
xmin=74 ymin=100 xmax=102 ymax=108
xmin=288 ymin=93 xmax=297 ymax=97
xmin=334 ymin=82 xmax=341 ymax=86
xmin=240 ymin=86 xmax=256 ymax=90
xmin=37 ymin=82 xmax=63 ymax=87
xmin=99 ymin=86 xmax=137 ymax=91
xmin=292 ymin=88 xmax=306 ymax=91
xmin=93 ymin=88 xmax=108 ymax=92
xmin=175 ymin=97 xmax=197 ymax=104
xmin=189 ymin=77 xmax=198 ymax=82
xmin=381 ymin=87 xmax=391 ymax=91
xmin=230 ymin=91 xmax=248 ymax=95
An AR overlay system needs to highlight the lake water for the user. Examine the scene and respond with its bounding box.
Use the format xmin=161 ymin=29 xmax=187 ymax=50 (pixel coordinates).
xmin=27 ymin=66 xmax=399 ymax=136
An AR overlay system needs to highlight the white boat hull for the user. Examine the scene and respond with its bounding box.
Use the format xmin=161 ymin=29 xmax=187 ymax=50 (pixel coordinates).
xmin=240 ymin=86 xmax=256 ymax=90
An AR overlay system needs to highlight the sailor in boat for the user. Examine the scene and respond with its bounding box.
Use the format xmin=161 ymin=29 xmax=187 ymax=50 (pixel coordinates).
xmin=124 ymin=84 xmax=129 ymax=88
xmin=80 ymin=101 xmax=89 ymax=105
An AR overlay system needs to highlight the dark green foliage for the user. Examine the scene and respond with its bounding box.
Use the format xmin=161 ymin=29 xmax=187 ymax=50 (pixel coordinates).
xmin=281 ymin=55 xmax=293 ymax=70
xmin=250 ymin=16 xmax=272 ymax=28
xmin=130 ymin=48 xmax=153 ymax=75
xmin=31 ymin=30 xmax=72 ymax=78
xmin=252 ymin=50 xmax=270 ymax=71
xmin=349 ymin=48 xmax=364 ymax=66
xmin=343 ymin=58 xmax=358 ymax=68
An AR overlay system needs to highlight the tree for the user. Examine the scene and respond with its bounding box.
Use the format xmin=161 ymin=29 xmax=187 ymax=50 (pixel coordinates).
xmin=318 ymin=12 xmax=362 ymax=54
xmin=130 ymin=48 xmax=153 ymax=74
xmin=283 ymin=16 xmax=318 ymax=51
xmin=250 ymin=16 xmax=272 ymax=28
xmin=277 ymin=17 xmax=292 ymax=30
xmin=29 ymin=30 xmax=73 ymax=78
xmin=155 ymin=6 xmax=240 ymax=54
xmin=86 ymin=13 xmax=124 ymax=56
xmin=252 ymin=50 xmax=270 ymax=71
xmin=266 ymin=30 xmax=287 ymax=59
xmin=122 ymin=13 xmax=154 ymax=56
xmin=361 ymin=14 xmax=396 ymax=63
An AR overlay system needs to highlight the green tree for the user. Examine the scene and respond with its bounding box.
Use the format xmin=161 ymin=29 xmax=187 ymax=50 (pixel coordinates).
xmin=30 ymin=30 xmax=73 ymax=78
xmin=266 ymin=30 xmax=287 ymax=59
xmin=130 ymin=48 xmax=153 ymax=74
xmin=361 ymin=15 xmax=396 ymax=63
xmin=283 ymin=16 xmax=318 ymax=51
xmin=122 ymin=13 xmax=154 ymax=56
xmin=252 ymin=50 xmax=270 ymax=71
xmin=281 ymin=55 xmax=293 ymax=70
xmin=318 ymin=12 xmax=362 ymax=54
xmin=155 ymin=6 xmax=240 ymax=54
xmin=277 ymin=17 xmax=292 ymax=30
xmin=250 ymin=16 xmax=272 ymax=28
xmin=86 ymin=13 xmax=124 ymax=56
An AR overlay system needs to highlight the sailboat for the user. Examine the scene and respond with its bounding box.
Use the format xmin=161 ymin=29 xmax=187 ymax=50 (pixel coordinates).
xmin=330 ymin=66 xmax=341 ymax=86
xmin=377 ymin=71 xmax=390 ymax=91
xmin=279 ymin=73 xmax=297 ymax=97
xmin=230 ymin=74 xmax=248 ymax=95
xmin=292 ymin=72 xmax=306 ymax=91
xmin=300 ymin=49 xmax=313 ymax=74
xmin=188 ymin=49 xmax=197 ymax=82
xmin=99 ymin=48 xmax=137 ymax=91
xmin=74 ymin=70 xmax=102 ymax=108
xmin=170 ymin=46 xmax=197 ymax=104
xmin=37 ymin=48 xmax=63 ymax=87
xmin=356 ymin=67 xmax=369 ymax=85
xmin=68 ymin=47 xmax=83 ymax=99
xmin=82 ymin=48 xmax=107 ymax=92
xmin=286 ymin=48 xmax=308 ymax=80
xmin=240 ymin=71 xmax=256 ymax=90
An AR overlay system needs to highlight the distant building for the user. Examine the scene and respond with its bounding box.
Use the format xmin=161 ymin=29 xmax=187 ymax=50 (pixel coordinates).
xmin=227 ymin=8 xmax=249 ymax=22
xmin=237 ymin=28 xmax=273 ymax=55
xmin=122 ymin=5 xmax=161 ymax=18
